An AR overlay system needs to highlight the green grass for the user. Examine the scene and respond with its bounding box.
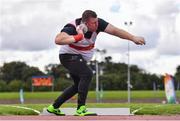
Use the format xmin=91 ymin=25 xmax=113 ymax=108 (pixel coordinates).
xmin=0 ymin=91 xmax=180 ymax=115
xmin=1 ymin=90 xmax=179 ymax=100
xmin=0 ymin=103 xmax=180 ymax=115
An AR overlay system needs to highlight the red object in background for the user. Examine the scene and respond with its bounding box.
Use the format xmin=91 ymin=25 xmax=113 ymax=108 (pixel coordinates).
xmin=32 ymin=76 xmax=53 ymax=86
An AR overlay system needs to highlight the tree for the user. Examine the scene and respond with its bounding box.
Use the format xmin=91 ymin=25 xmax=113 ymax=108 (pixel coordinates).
xmin=105 ymin=56 xmax=112 ymax=63
xmin=45 ymin=64 xmax=69 ymax=79
xmin=21 ymin=66 xmax=44 ymax=82
xmin=8 ymin=80 xmax=22 ymax=92
xmin=0 ymin=58 xmax=168 ymax=91
xmin=0 ymin=61 xmax=44 ymax=83
xmin=0 ymin=62 xmax=26 ymax=82
xmin=0 ymin=80 xmax=7 ymax=92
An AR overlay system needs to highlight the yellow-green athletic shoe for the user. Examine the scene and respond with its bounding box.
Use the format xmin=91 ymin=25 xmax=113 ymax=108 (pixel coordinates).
xmin=47 ymin=105 xmax=65 ymax=116
xmin=74 ymin=105 xmax=97 ymax=116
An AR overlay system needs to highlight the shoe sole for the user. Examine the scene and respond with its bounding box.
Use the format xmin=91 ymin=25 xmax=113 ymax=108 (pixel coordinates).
xmin=74 ymin=113 xmax=97 ymax=116
xmin=47 ymin=109 xmax=66 ymax=116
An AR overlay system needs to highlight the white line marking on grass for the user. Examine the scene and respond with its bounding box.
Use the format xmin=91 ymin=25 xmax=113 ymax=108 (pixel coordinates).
xmin=131 ymin=104 xmax=165 ymax=114
xmin=131 ymin=107 xmax=143 ymax=114
xmin=1 ymin=105 xmax=40 ymax=114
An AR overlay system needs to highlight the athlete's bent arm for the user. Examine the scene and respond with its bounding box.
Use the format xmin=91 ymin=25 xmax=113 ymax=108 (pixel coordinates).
xmin=55 ymin=32 xmax=76 ymax=45
xmin=104 ymin=24 xmax=145 ymax=45
xmin=55 ymin=25 xmax=85 ymax=45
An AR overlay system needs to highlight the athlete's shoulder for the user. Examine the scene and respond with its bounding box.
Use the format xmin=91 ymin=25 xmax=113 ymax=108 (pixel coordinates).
xmin=61 ymin=23 xmax=77 ymax=35
xmin=61 ymin=18 xmax=83 ymax=35
xmin=75 ymin=18 xmax=82 ymax=26
xmin=97 ymin=18 xmax=109 ymax=33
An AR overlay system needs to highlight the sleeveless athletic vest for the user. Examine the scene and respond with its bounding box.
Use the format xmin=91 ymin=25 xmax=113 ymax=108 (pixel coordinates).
xmin=59 ymin=19 xmax=98 ymax=61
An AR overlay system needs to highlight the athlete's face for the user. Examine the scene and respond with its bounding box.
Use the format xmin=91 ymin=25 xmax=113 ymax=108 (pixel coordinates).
xmin=85 ymin=17 xmax=98 ymax=32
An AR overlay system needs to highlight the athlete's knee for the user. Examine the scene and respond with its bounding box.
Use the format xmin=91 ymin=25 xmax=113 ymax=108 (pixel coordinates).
xmin=86 ymin=69 xmax=93 ymax=78
xmin=71 ymin=84 xmax=78 ymax=92
xmin=80 ymin=69 xmax=93 ymax=81
xmin=85 ymin=69 xmax=93 ymax=80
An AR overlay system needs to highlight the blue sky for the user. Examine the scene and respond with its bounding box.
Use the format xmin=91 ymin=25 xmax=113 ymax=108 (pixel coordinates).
xmin=0 ymin=0 xmax=180 ymax=75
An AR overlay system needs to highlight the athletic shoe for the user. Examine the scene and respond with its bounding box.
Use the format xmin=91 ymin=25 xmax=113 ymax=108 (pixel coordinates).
xmin=74 ymin=105 xmax=97 ymax=116
xmin=47 ymin=105 xmax=65 ymax=116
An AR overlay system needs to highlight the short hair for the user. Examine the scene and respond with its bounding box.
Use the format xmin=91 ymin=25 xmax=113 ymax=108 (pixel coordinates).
xmin=82 ymin=10 xmax=97 ymax=22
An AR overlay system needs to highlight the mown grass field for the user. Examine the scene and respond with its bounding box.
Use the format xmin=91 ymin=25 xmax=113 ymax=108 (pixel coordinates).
xmin=1 ymin=90 xmax=180 ymax=100
xmin=0 ymin=91 xmax=180 ymax=115
xmin=0 ymin=103 xmax=180 ymax=115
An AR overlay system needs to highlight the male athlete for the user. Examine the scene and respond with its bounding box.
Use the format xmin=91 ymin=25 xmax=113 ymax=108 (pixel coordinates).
xmin=47 ymin=10 xmax=145 ymax=116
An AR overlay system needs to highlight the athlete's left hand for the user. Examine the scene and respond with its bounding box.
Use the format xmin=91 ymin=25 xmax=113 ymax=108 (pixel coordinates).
xmin=132 ymin=36 xmax=146 ymax=45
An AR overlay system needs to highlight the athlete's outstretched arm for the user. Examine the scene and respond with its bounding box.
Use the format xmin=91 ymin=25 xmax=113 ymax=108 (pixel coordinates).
xmin=104 ymin=24 xmax=145 ymax=45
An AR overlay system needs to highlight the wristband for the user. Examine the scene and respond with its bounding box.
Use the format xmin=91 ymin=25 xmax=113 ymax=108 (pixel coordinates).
xmin=73 ymin=33 xmax=83 ymax=42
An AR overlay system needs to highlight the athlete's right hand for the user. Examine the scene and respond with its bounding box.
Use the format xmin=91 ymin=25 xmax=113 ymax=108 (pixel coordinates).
xmin=73 ymin=24 xmax=88 ymax=42
xmin=76 ymin=23 xmax=88 ymax=34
